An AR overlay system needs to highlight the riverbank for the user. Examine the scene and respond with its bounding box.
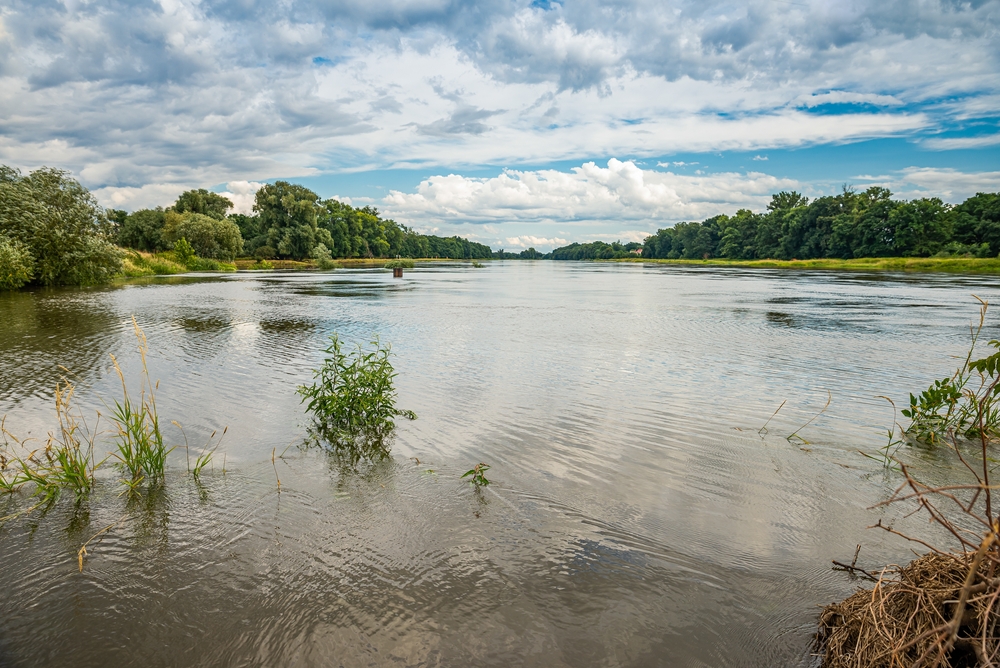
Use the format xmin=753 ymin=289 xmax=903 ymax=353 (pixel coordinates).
xmin=608 ymin=256 xmax=1000 ymax=274
xmin=233 ymin=257 xmax=480 ymax=270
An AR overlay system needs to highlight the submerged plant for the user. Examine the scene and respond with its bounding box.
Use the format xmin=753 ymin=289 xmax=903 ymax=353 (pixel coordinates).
xmin=298 ymin=334 xmax=416 ymax=465
xmin=107 ymin=318 xmax=173 ymax=486
xmin=462 ymin=463 xmax=491 ymax=487
xmin=902 ymin=296 xmax=1000 ymax=445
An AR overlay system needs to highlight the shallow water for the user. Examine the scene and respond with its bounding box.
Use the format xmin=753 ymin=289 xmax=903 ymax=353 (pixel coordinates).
xmin=1 ymin=262 xmax=998 ymax=667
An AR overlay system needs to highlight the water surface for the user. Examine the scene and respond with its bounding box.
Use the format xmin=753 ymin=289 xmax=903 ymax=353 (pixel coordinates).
xmin=1 ymin=262 xmax=997 ymax=667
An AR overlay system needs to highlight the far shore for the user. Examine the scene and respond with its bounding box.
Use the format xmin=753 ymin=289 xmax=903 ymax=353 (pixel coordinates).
xmin=605 ymin=256 xmax=1000 ymax=274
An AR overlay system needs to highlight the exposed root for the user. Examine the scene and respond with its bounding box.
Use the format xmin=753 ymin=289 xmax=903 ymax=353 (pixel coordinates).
xmin=819 ymin=549 xmax=1000 ymax=667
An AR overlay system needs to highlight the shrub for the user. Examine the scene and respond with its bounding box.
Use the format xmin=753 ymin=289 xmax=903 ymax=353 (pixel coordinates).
xmin=312 ymin=243 xmax=338 ymax=270
xmin=0 ymin=234 xmax=34 ymax=290
xmin=254 ymin=245 xmax=277 ymax=260
xmin=173 ymin=238 xmax=196 ymax=267
xmin=298 ymin=335 xmax=416 ymax=464
xmin=384 ymin=258 xmax=414 ymax=269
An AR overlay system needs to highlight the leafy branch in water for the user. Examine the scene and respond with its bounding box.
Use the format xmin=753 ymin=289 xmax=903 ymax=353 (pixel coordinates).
xmin=298 ymin=334 xmax=416 ymax=465
xmin=462 ymin=463 xmax=491 ymax=487
xmin=902 ymin=296 xmax=1000 ymax=445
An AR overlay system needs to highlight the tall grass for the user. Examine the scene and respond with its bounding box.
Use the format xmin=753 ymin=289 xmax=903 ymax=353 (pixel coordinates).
xmin=107 ymin=318 xmax=172 ymax=486
xmin=0 ymin=376 xmax=99 ymax=514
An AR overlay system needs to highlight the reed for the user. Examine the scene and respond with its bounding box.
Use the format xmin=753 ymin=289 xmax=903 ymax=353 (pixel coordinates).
xmin=107 ymin=318 xmax=172 ymax=486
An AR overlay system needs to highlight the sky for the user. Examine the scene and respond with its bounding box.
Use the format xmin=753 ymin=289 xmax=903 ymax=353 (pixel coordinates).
xmin=1 ymin=0 xmax=999 ymax=250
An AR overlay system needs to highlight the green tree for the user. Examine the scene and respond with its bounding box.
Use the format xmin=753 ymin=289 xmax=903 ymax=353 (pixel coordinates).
xmin=118 ymin=208 xmax=167 ymax=252
xmin=172 ymin=189 xmax=233 ymax=220
xmin=162 ymin=211 xmax=243 ymax=260
xmin=0 ymin=166 xmax=122 ymax=286
xmin=0 ymin=234 xmax=34 ymax=290
xmin=254 ymin=182 xmax=322 ymax=260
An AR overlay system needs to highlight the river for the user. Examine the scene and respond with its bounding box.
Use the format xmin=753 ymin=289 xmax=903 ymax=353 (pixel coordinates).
xmin=1 ymin=261 xmax=997 ymax=667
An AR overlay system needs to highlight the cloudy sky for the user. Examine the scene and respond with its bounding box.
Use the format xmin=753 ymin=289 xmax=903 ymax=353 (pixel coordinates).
xmin=2 ymin=0 xmax=999 ymax=249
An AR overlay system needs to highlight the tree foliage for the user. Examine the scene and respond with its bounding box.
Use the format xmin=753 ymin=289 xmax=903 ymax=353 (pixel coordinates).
xmin=171 ymin=188 xmax=233 ymax=220
xmin=627 ymin=189 xmax=994 ymax=261
xmin=162 ymin=211 xmax=243 ymax=260
xmin=0 ymin=166 xmax=122 ymax=287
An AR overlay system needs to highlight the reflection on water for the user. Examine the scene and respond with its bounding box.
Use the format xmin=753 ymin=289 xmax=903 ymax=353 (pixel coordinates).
xmin=2 ymin=263 xmax=1000 ymax=666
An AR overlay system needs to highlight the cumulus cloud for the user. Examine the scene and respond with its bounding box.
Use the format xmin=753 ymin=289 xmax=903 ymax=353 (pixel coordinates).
xmin=382 ymin=158 xmax=799 ymax=226
xmin=219 ymin=180 xmax=265 ymax=214
xmin=0 ymin=0 xmax=995 ymax=214
xmin=505 ymin=235 xmax=569 ymax=249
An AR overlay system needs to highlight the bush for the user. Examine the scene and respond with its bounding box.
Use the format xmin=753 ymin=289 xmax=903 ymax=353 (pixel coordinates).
xmin=0 ymin=234 xmax=34 ymax=290
xmin=297 ymin=335 xmax=416 ymax=465
xmin=0 ymin=166 xmax=122 ymax=286
xmin=117 ymin=208 xmax=167 ymax=252
xmin=254 ymin=245 xmax=277 ymax=260
xmin=162 ymin=211 xmax=243 ymax=260
xmin=173 ymin=238 xmax=196 ymax=267
xmin=311 ymin=243 xmax=338 ymax=270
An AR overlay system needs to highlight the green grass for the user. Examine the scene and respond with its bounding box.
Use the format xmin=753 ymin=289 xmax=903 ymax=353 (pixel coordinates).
xmin=610 ymin=256 xmax=1000 ymax=274
xmin=119 ymin=249 xmax=235 ymax=278
xmin=384 ymin=259 xmax=415 ymax=269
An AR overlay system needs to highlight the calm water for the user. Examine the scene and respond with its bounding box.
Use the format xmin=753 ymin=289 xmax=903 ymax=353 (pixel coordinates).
xmin=1 ymin=262 xmax=998 ymax=667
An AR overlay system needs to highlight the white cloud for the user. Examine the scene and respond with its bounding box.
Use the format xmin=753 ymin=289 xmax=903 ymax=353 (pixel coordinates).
xmin=894 ymin=167 xmax=1000 ymax=202
xmin=505 ymin=235 xmax=569 ymax=249
xmin=219 ymin=180 xmax=264 ymax=214
xmin=586 ymin=230 xmax=653 ymax=243
xmin=795 ymin=91 xmax=904 ymax=108
xmin=382 ymin=158 xmax=798 ymax=226
xmin=920 ymin=134 xmax=1000 ymax=150
xmin=752 ymin=155 xmax=768 ymax=161
xmin=91 ymin=183 xmax=187 ymax=211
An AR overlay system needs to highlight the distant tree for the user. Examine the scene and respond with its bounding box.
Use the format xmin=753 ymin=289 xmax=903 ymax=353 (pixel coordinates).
xmin=162 ymin=211 xmax=243 ymax=260
xmin=254 ymin=182 xmax=322 ymax=260
xmin=118 ymin=208 xmax=168 ymax=252
xmin=172 ymin=189 xmax=233 ymax=220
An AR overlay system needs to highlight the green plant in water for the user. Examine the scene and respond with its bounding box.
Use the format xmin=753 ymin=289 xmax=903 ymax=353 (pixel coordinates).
xmin=902 ymin=297 xmax=1000 ymax=445
xmin=384 ymin=258 xmax=414 ymax=269
xmin=250 ymin=258 xmax=274 ymax=270
xmin=298 ymin=334 xmax=416 ymax=465
xmin=108 ymin=318 xmax=173 ymax=486
xmin=462 ymin=462 xmax=491 ymax=487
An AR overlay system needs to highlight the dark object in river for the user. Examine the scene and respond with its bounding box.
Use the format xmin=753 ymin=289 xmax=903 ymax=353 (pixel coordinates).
xmin=393 ymin=267 xmax=403 ymax=278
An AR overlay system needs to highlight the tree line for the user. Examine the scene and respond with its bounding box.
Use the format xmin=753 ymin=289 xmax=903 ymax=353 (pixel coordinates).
xmin=634 ymin=188 xmax=1000 ymax=261
xmin=111 ymin=181 xmax=493 ymax=262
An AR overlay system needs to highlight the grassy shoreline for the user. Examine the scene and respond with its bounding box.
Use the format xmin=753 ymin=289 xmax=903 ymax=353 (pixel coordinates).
xmin=607 ymin=256 xmax=1000 ymax=274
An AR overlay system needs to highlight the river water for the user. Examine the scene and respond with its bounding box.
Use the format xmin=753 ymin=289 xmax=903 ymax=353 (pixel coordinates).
xmin=1 ymin=261 xmax=998 ymax=667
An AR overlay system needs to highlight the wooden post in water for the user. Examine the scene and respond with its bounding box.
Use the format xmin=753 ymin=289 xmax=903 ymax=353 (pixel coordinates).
xmin=393 ymin=267 xmax=403 ymax=278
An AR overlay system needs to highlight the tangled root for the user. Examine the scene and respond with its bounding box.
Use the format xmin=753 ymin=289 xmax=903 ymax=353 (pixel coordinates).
xmin=819 ymin=552 xmax=1000 ymax=667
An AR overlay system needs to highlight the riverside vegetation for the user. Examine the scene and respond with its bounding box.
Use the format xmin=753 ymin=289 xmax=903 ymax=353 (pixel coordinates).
xmin=1 ymin=322 xmax=441 ymax=570
xmin=819 ymin=299 xmax=1000 ymax=667
xmin=0 ymin=319 xmax=222 ymax=528
xmin=298 ymin=335 xmax=417 ymax=466
xmin=0 ymin=165 xmax=495 ymax=292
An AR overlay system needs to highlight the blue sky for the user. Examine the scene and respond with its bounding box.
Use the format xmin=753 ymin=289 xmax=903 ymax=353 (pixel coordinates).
xmin=1 ymin=0 xmax=998 ymax=250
